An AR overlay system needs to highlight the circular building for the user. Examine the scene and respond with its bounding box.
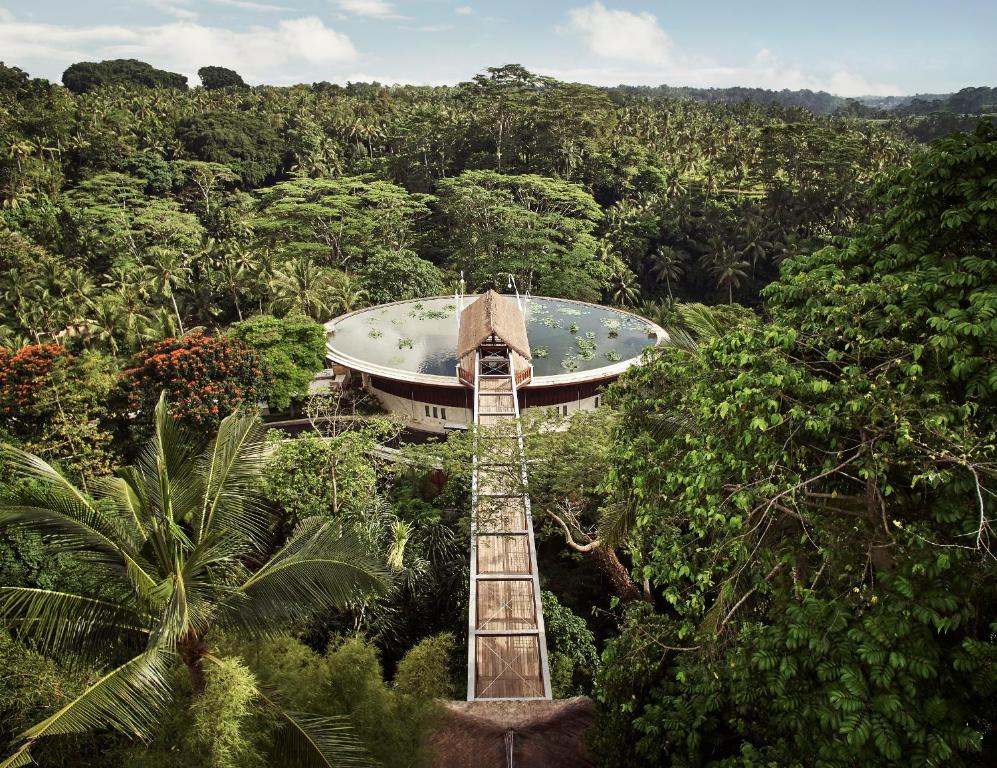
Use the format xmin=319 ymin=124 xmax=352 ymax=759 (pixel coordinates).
xmin=324 ymin=292 xmax=667 ymax=433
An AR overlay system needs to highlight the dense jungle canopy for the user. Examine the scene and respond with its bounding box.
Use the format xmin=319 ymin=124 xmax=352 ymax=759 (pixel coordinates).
xmin=0 ymin=59 xmax=994 ymax=767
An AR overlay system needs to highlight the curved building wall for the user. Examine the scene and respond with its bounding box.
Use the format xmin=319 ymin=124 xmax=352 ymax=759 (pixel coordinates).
xmin=359 ymin=370 xmax=616 ymax=434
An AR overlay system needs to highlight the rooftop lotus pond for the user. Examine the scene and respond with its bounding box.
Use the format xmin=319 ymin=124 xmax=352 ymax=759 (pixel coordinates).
xmin=327 ymin=296 xmax=660 ymax=378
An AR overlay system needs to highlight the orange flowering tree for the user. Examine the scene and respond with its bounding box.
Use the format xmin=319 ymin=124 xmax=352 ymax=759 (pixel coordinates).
xmin=0 ymin=344 xmax=117 ymax=481
xmin=0 ymin=344 xmax=65 ymax=434
xmin=120 ymin=333 xmax=272 ymax=429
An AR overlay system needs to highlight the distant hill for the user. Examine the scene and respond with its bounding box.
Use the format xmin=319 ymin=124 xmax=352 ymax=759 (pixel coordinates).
xmin=891 ymin=86 xmax=997 ymax=116
xmin=606 ymin=84 xmax=995 ymax=116
xmin=606 ymin=84 xmax=853 ymax=114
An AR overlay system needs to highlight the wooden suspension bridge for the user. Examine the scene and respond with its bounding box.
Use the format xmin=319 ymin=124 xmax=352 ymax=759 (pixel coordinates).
xmin=458 ymin=290 xmax=552 ymax=701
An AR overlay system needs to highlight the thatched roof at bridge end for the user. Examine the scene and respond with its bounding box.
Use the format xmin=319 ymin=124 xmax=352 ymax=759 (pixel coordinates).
xmin=457 ymin=290 xmax=532 ymax=362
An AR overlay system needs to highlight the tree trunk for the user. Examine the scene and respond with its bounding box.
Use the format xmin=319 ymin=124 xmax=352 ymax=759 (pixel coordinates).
xmin=180 ymin=632 xmax=209 ymax=695
xmin=593 ymin=546 xmax=642 ymax=603
xmin=170 ymin=288 xmax=185 ymax=335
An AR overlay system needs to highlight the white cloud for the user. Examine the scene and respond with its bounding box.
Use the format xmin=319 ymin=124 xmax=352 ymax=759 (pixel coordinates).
xmin=0 ymin=15 xmax=359 ymax=85
xmin=559 ymin=4 xmax=896 ymax=96
xmin=455 ymin=5 xmax=473 ymax=15
xmin=565 ymin=2 xmax=671 ymax=66
xmin=335 ymin=0 xmax=399 ymax=18
xmin=212 ymin=0 xmax=289 ymax=12
xmin=145 ymin=0 xmax=199 ymax=21
xmin=0 ymin=7 xmax=14 ymax=23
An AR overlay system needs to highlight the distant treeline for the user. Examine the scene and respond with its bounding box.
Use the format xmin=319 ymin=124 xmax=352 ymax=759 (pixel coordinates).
xmin=609 ymin=83 xmax=996 ymax=116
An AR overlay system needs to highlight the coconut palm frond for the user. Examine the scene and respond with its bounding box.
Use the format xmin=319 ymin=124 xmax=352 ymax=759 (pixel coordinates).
xmin=14 ymin=648 xmax=172 ymax=743
xmin=677 ymin=302 xmax=728 ymax=342
xmin=0 ymin=587 xmax=150 ymax=662
xmin=133 ymin=392 xmax=204 ymax=531
xmin=194 ymin=405 xmax=271 ymax=546
xmin=660 ymin=326 xmax=699 ymax=354
xmin=0 ymin=449 xmax=157 ymax=594
xmin=597 ymin=503 xmax=636 ymax=550
xmin=268 ymin=707 xmax=373 ymax=768
xmin=0 ymin=742 xmax=33 ymax=768
xmin=232 ymin=518 xmax=388 ymax=635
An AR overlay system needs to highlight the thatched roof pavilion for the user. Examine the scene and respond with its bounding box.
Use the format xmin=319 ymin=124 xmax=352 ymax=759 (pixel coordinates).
xmin=457 ymin=289 xmax=532 ymax=362
xmin=457 ymin=290 xmax=532 ymax=386
xmin=427 ymin=697 xmax=595 ymax=768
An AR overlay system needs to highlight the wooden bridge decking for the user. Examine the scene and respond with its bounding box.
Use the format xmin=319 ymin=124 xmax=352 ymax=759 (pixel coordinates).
xmin=467 ymin=350 xmax=552 ymax=701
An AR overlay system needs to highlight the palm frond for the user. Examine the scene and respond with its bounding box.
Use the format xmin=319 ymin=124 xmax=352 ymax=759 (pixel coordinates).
xmin=194 ymin=408 xmax=271 ymax=548
xmin=132 ymin=392 xmax=204 ymax=536
xmin=199 ymin=653 xmax=373 ymax=768
xmin=94 ymin=469 xmax=150 ymax=542
xmin=0 ymin=448 xmax=157 ymax=594
xmin=660 ymin=326 xmax=699 ymax=354
xmin=14 ymin=648 xmax=172 ymax=742
xmin=269 ymin=710 xmax=373 ymax=768
xmin=0 ymin=743 xmax=32 ymax=768
xmin=0 ymin=587 xmax=150 ymax=662
xmin=677 ymin=302 xmax=728 ymax=341
xmin=1 ymin=447 xmax=145 ymax=552
xmin=229 ymin=518 xmax=388 ymax=635
xmin=598 ymin=503 xmax=636 ymax=549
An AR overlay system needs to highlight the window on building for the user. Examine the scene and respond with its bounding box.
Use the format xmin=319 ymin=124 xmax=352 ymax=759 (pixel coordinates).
xmin=432 ymin=407 xmax=438 ymax=418
xmin=594 ymin=396 xmax=600 ymax=408
xmin=441 ymin=408 xmax=447 ymax=420
xmin=562 ymin=404 xmax=569 ymax=416
xmin=425 ymin=405 xmax=430 ymax=417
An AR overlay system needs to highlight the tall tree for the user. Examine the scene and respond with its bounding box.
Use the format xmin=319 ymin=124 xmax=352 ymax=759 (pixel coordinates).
xmin=0 ymin=395 xmax=386 ymax=767
xmin=592 ymin=123 xmax=997 ymax=768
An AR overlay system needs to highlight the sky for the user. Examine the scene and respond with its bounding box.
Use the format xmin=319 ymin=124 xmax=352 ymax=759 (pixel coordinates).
xmin=0 ymin=1 xmax=994 ymax=96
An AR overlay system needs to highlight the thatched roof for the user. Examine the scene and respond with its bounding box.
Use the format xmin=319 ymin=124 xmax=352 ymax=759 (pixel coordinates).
xmin=457 ymin=290 xmax=532 ymax=361
xmin=427 ymin=697 xmax=595 ymax=768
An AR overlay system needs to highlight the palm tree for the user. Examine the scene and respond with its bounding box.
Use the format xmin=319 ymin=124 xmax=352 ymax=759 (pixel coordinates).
xmin=329 ymin=278 xmax=369 ymax=315
xmin=83 ymin=294 xmax=127 ymax=357
xmin=648 ymin=246 xmax=686 ymax=302
xmin=214 ymin=242 xmax=255 ymax=322
xmin=702 ymin=240 xmax=749 ymax=304
xmin=273 ymin=257 xmax=340 ymax=320
xmin=608 ymin=270 xmax=641 ymax=308
xmin=143 ymin=247 xmax=193 ymax=335
xmin=6 ymin=139 xmax=36 ymax=174
xmin=0 ymin=395 xmax=386 ymax=767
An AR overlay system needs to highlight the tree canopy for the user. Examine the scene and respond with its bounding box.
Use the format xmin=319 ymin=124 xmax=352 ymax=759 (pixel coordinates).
xmin=591 ymin=123 xmax=997 ymax=767
xmin=62 ymin=59 xmax=188 ymax=94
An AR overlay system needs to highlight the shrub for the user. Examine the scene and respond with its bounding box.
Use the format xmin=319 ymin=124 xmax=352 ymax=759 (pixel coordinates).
xmin=230 ymin=314 xmax=326 ymax=411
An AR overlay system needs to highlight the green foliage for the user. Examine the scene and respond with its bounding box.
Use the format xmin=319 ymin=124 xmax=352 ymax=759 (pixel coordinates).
xmin=197 ymin=67 xmax=247 ymax=91
xmin=436 ymin=170 xmax=608 ymax=300
xmin=176 ymin=112 xmax=283 ymax=187
xmin=230 ymin=314 xmax=325 ymax=410
xmin=0 ymin=630 xmax=86 ymax=739
xmin=62 ymin=59 xmax=188 ymax=94
xmin=189 ymin=658 xmax=263 ymax=768
xmin=263 ymin=432 xmax=336 ymax=523
xmin=238 ymin=633 xmax=446 ymax=768
xmin=2 ymin=58 xmax=992 ymax=767
xmin=593 ymin=126 xmax=997 ymax=767
xmin=394 ymin=632 xmax=456 ymax=700
xmin=253 ymin=176 xmax=432 ymax=269
xmin=768 ymin=121 xmax=997 ymax=403
xmin=357 ymin=248 xmax=446 ymax=304
xmin=0 ymin=396 xmax=386 ymax=766
xmin=264 ymin=426 xmax=388 ymax=525
xmin=540 ymin=591 xmax=598 ymax=697
xmin=0 ymin=344 xmax=117 ymax=482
